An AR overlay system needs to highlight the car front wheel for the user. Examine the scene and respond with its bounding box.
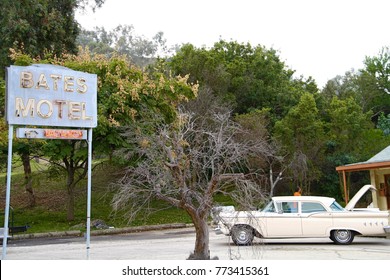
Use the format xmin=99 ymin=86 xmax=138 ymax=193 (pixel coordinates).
xmin=231 ymin=225 xmax=254 ymax=246
xmin=331 ymin=229 xmax=355 ymax=245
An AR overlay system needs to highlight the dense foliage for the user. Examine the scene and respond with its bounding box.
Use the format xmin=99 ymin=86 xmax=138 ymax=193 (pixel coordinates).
xmin=168 ymin=42 xmax=390 ymax=199
xmin=169 ymin=41 xmax=318 ymax=118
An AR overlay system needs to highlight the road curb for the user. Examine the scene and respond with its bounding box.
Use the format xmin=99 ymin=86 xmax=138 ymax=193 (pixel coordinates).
xmin=7 ymin=223 xmax=192 ymax=240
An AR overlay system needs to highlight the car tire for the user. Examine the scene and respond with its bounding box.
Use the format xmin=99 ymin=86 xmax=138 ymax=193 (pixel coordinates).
xmin=330 ymin=229 xmax=355 ymax=245
xmin=231 ymin=225 xmax=254 ymax=246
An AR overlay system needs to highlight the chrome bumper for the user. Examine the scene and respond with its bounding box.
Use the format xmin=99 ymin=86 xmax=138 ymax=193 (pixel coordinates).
xmin=214 ymin=226 xmax=224 ymax=235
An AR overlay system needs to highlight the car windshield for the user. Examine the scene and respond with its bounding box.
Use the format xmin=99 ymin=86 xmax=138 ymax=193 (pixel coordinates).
xmin=330 ymin=201 xmax=346 ymax=211
xmin=262 ymin=201 xmax=276 ymax=213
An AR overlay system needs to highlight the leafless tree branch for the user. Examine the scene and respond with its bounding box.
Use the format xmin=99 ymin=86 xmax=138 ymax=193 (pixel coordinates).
xmin=112 ymin=101 xmax=272 ymax=259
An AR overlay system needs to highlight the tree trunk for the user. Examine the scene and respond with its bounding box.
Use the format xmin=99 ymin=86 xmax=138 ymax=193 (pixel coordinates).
xmin=64 ymin=155 xmax=89 ymax=222
xmin=21 ymin=153 xmax=35 ymax=207
xmin=189 ymin=215 xmax=210 ymax=260
xmin=66 ymin=167 xmax=76 ymax=222
xmin=67 ymin=183 xmax=75 ymax=221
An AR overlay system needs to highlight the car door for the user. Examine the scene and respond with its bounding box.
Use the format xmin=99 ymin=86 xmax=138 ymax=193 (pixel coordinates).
xmin=264 ymin=201 xmax=302 ymax=237
xmin=300 ymin=202 xmax=332 ymax=236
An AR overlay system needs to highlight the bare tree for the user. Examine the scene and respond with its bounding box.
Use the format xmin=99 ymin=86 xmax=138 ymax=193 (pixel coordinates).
xmin=234 ymin=109 xmax=287 ymax=198
xmin=112 ymin=106 xmax=269 ymax=259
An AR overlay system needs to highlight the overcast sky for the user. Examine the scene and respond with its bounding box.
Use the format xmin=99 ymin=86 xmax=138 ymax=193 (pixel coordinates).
xmin=76 ymin=0 xmax=389 ymax=88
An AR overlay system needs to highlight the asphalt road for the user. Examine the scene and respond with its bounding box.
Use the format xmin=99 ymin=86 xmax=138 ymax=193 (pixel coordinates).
xmin=2 ymin=226 xmax=390 ymax=260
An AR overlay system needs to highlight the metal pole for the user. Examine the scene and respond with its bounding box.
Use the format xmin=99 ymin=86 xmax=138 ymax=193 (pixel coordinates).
xmin=86 ymin=128 xmax=93 ymax=259
xmin=2 ymin=125 xmax=14 ymax=259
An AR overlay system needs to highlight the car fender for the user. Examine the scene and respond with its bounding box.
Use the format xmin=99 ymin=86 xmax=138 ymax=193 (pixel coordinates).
xmin=327 ymin=227 xmax=362 ymax=236
xmin=230 ymin=224 xmax=263 ymax=238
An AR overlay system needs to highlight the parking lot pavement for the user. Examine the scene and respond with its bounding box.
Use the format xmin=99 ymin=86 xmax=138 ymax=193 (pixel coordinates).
xmin=2 ymin=226 xmax=390 ymax=260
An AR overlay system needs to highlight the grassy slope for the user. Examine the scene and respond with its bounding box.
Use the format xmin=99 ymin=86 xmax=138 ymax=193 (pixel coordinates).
xmin=0 ymin=160 xmax=193 ymax=234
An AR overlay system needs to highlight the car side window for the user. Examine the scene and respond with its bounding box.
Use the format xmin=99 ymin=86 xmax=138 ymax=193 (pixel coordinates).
xmin=301 ymin=202 xmax=326 ymax=213
xmin=263 ymin=201 xmax=276 ymax=212
xmin=281 ymin=202 xmax=298 ymax=213
xmin=330 ymin=201 xmax=345 ymax=211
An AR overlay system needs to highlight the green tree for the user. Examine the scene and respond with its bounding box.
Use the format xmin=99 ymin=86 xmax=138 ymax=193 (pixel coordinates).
xmin=322 ymin=47 xmax=390 ymax=117
xmin=320 ymin=96 xmax=389 ymax=199
xmin=358 ymin=47 xmax=390 ymax=120
xmin=273 ymin=93 xmax=325 ymax=194
xmin=77 ymin=25 xmax=173 ymax=67
xmin=0 ymin=0 xmax=105 ymax=77
xmin=377 ymin=112 xmax=390 ymax=136
xmin=363 ymin=46 xmax=390 ymax=95
xmin=169 ymin=40 xmax=313 ymax=117
xmin=326 ymin=97 xmax=373 ymax=157
xmin=321 ymin=73 xmax=359 ymax=102
xmin=0 ymin=78 xmax=5 ymax=117
xmin=1 ymin=0 xmax=76 ymax=77
xmin=0 ymin=118 xmax=7 ymax=173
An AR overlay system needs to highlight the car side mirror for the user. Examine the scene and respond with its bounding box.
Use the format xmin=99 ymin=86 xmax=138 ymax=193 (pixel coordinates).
xmin=277 ymin=209 xmax=283 ymax=214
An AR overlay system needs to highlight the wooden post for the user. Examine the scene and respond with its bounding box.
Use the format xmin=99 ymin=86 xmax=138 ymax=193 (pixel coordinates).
xmin=342 ymin=170 xmax=348 ymax=204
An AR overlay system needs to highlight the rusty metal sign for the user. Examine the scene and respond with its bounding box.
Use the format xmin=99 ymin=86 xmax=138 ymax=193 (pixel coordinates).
xmin=6 ymin=64 xmax=97 ymax=128
xmin=16 ymin=128 xmax=88 ymax=140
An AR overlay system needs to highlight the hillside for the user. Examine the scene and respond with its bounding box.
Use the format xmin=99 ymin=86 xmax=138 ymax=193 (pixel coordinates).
xmin=0 ymin=160 xmax=192 ymax=234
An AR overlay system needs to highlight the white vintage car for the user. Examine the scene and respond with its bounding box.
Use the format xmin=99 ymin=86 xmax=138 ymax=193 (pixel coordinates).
xmin=215 ymin=185 xmax=390 ymax=245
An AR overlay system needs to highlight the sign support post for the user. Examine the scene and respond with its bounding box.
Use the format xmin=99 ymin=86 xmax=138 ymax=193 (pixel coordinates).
xmin=86 ymin=128 xmax=93 ymax=259
xmin=2 ymin=125 xmax=14 ymax=259
xmin=3 ymin=64 xmax=97 ymax=260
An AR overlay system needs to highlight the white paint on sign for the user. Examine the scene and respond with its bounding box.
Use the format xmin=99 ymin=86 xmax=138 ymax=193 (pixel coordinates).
xmin=6 ymin=64 xmax=97 ymax=128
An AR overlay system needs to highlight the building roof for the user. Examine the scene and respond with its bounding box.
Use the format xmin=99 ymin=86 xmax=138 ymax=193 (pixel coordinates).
xmin=336 ymin=145 xmax=390 ymax=172
xmin=367 ymin=145 xmax=390 ymax=163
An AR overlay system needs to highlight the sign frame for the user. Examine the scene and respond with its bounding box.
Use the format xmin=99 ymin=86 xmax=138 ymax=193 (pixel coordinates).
xmin=16 ymin=128 xmax=88 ymax=140
xmin=6 ymin=64 xmax=97 ymax=128
xmin=2 ymin=64 xmax=96 ymax=260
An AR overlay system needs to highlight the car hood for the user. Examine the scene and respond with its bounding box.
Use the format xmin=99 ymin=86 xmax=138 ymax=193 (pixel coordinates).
xmin=344 ymin=184 xmax=376 ymax=211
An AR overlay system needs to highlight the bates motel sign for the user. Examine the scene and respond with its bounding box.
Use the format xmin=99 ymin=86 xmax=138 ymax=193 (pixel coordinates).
xmin=6 ymin=64 xmax=97 ymax=128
